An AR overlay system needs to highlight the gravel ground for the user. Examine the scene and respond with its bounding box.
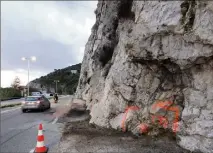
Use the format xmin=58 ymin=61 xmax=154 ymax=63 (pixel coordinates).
xmin=49 ymin=110 xmax=195 ymax=153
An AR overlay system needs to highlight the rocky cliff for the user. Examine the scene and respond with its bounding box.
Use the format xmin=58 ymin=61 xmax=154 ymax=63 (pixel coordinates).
xmin=75 ymin=1 xmax=213 ymax=153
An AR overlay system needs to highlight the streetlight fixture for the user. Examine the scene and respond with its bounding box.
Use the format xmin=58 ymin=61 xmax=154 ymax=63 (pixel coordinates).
xmin=21 ymin=56 xmax=36 ymax=96
xmin=54 ymin=80 xmax=59 ymax=93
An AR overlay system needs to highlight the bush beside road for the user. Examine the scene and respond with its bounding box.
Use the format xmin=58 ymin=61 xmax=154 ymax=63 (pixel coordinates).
xmin=0 ymin=87 xmax=22 ymax=101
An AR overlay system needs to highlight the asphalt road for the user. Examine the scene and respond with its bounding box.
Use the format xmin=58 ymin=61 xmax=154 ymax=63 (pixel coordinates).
xmin=0 ymin=95 xmax=72 ymax=153
xmin=0 ymin=95 xmax=65 ymax=106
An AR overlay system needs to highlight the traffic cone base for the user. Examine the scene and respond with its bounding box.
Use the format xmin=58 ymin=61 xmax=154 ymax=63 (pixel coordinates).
xmin=34 ymin=147 xmax=48 ymax=153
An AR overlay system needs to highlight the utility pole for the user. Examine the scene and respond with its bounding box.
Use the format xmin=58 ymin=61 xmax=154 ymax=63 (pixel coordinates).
xmin=54 ymin=80 xmax=59 ymax=93
xmin=21 ymin=56 xmax=36 ymax=96
xmin=27 ymin=59 xmax=30 ymax=96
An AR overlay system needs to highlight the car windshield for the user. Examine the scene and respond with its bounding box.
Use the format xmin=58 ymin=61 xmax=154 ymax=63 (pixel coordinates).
xmin=25 ymin=97 xmax=40 ymax=101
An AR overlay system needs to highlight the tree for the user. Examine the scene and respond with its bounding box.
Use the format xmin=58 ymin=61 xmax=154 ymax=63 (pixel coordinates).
xmin=11 ymin=76 xmax=21 ymax=90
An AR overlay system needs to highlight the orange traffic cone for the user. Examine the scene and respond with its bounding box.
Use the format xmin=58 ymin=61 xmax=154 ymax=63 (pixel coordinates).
xmin=34 ymin=124 xmax=48 ymax=153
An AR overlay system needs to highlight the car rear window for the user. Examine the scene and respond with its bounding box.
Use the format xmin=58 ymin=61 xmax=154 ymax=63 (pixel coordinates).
xmin=25 ymin=97 xmax=41 ymax=101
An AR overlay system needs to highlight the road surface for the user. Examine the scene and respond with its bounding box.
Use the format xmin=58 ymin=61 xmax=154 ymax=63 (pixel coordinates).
xmin=0 ymin=95 xmax=71 ymax=153
xmin=0 ymin=95 xmax=65 ymax=106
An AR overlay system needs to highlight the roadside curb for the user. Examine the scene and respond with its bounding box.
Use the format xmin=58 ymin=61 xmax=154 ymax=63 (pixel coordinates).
xmin=0 ymin=97 xmax=23 ymax=101
xmin=0 ymin=103 xmax=22 ymax=109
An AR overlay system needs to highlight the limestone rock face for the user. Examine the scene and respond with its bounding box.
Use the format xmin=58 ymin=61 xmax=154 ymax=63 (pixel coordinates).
xmin=75 ymin=1 xmax=213 ymax=153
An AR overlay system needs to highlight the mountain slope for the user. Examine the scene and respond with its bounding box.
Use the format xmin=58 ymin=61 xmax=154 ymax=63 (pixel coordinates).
xmin=30 ymin=63 xmax=81 ymax=94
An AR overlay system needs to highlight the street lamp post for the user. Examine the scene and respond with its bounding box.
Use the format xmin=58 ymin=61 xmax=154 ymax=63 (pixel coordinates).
xmin=21 ymin=56 xmax=36 ymax=96
xmin=54 ymin=80 xmax=59 ymax=93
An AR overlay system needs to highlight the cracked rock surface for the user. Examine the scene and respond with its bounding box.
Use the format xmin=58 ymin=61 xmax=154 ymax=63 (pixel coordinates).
xmin=75 ymin=1 xmax=213 ymax=153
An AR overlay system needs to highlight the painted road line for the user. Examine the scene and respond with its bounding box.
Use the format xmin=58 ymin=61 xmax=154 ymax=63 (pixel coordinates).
xmin=52 ymin=117 xmax=58 ymax=124
xmin=1 ymin=107 xmax=21 ymax=114
xmin=29 ymin=148 xmax=34 ymax=153
xmin=61 ymin=95 xmax=70 ymax=98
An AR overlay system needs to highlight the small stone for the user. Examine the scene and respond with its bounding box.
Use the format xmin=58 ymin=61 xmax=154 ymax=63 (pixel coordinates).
xmin=71 ymin=99 xmax=86 ymax=111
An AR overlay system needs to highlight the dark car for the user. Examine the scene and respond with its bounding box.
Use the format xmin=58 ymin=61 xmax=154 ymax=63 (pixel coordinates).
xmin=21 ymin=95 xmax=51 ymax=113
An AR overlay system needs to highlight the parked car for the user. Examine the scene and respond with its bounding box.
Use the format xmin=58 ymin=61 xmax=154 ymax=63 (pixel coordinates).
xmin=31 ymin=91 xmax=42 ymax=96
xmin=21 ymin=95 xmax=51 ymax=113
xmin=43 ymin=93 xmax=54 ymax=99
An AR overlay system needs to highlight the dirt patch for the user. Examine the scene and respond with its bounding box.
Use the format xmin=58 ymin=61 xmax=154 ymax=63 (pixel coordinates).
xmin=61 ymin=110 xmax=135 ymax=139
xmin=66 ymin=110 xmax=88 ymax=117
xmin=57 ymin=110 xmax=193 ymax=153
xmin=62 ymin=118 xmax=133 ymax=139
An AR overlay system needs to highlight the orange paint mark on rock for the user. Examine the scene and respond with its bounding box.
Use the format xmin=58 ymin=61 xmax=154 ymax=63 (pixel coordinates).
xmin=138 ymin=123 xmax=149 ymax=133
xmin=151 ymin=115 xmax=157 ymax=123
xmin=172 ymin=122 xmax=179 ymax=133
xmin=152 ymin=100 xmax=173 ymax=111
xmin=158 ymin=116 xmax=169 ymax=129
xmin=151 ymin=100 xmax=180 ymax=133
xmin=151 ymin=115 xmax=168 ymax=129
xmin=121 ymin=106 xmax=140 ymax=132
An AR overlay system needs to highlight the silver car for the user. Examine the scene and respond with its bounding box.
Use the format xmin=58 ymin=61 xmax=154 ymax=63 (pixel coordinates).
xmin=21 ymin=95 xmax=51 ymax=113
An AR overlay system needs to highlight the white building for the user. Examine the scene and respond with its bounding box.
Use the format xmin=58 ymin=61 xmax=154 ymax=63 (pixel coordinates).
xmin=71 ymin=70 xmax=77 ymax=74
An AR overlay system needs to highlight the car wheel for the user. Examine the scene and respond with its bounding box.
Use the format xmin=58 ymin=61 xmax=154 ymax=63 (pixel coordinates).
xmin=22 ymin=109 xmax=26 ymax=113
xmin=38 ymin=108 xmax=43 ymax=112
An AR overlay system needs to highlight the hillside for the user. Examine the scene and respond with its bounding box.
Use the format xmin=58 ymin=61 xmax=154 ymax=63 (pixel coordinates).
xmin=30 ymin=63 xmax=81 ymax=94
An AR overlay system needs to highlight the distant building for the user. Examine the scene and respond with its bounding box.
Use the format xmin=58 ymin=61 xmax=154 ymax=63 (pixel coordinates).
xmin=71 ymin=70 xmax=77 ymax=74
xmin=18 ymin=86 xmax=27 ymax=97
xmin=41 ymin=90 xmax=47 ymax=94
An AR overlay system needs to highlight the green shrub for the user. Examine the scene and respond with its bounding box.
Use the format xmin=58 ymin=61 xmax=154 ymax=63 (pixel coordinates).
xmin=0 ymin=87 xmax=22 ymax=100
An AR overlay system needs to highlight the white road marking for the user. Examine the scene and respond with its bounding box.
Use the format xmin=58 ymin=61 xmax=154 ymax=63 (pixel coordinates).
xmin=29 ymin=148 xmax=34 ymax=153
xmin=52 ymin=117 xmax=58 ymax=124
xmin=1 ymin=107 xmax=21 ymax=114
xmin=60 ymin=95 xmax=70 ymax=98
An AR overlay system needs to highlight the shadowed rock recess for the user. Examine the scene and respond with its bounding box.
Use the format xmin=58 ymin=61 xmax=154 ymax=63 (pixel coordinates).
xmin=75 ymin=1 xmax=213 ymax=153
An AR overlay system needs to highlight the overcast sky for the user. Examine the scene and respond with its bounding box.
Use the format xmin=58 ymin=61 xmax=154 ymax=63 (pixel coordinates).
xmin=1 ymin=1 xmax=97 ymax=87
